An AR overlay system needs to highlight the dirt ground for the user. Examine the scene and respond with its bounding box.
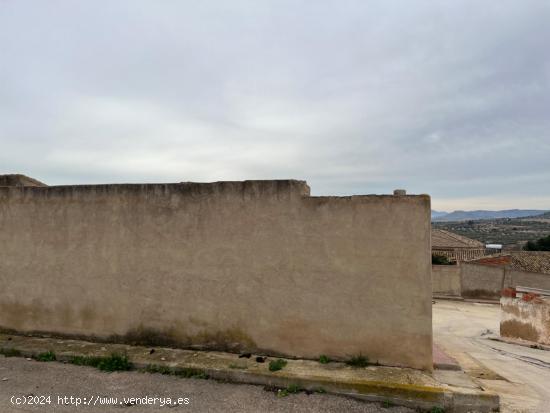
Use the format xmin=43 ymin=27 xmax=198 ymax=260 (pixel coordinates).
xmin=0 ymin=356 xmax=413 ymax=413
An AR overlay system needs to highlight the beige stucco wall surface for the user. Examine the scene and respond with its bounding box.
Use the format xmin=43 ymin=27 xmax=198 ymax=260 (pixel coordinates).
xmin=460 ymin=263 xmax=506 ymax=299
xmin=461 ymin=264 xmax=550 ymax=300
xmin=500 ymin=296 xmax=550 ymax=345
xmin=0 ymin=180 xmax=432 ymax=370
xmin=509 ymin=270 xmax=550 ymax=291
xmin=432 ymin=265 xmax=461 ymax=296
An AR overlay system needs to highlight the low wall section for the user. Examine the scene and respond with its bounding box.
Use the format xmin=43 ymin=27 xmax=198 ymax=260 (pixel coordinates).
xmin=501 ymin=296 xmax=550 ymax=345
xmin=0 ymin=180 xmax=432 ymax=370
xmin=461 ymin=264 xmax=550 ymax=300
xmin=432 ymin=265 xmax=461 ymax=297
xmin=461 ymin=263 xmax=507 ymax=299
xmin=509 ymin=269 xmax=550 ymax=292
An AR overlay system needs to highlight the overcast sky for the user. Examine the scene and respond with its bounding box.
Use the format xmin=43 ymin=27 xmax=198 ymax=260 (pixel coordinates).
xmin=1 ymin=1 xmax=549 ymax=211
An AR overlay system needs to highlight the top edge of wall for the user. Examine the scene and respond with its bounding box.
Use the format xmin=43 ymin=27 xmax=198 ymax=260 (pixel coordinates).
xmin=0 ymin=180 xmax=311 ymax=198
xmin=0 ymin=178 xmax=430 ymax=201
xmin=308 ymin=194 xmax=430 ymax=199
xmin=0 ymin=179 xmax=306 ymax=188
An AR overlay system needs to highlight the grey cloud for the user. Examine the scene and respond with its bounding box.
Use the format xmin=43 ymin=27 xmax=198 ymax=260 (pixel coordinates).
xmin=1 ymin=0 xmax=549 ymax=210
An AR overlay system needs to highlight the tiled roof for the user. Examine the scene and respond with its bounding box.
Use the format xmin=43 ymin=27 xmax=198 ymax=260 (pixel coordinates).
xmin=468 ymin=252 xmax=550 ymax=275
xmin=468 ymin=255 xmax=512 ymax=267
xmin=509 ymin=252 xmax=550 ymax=275
xmin=431 ymin=229 xmax=485 ymax=249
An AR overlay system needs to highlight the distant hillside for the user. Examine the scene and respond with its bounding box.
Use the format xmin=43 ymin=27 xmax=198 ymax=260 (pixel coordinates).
xmin=432 ymin=209 xmax=548 ymax=222
xmin=431 ymin=210 xmax=449 ymax=219
xmin=522 ymin=211 xmax=550 ymax=220
xmin=433 ymin=215 xmax=550 ymax=248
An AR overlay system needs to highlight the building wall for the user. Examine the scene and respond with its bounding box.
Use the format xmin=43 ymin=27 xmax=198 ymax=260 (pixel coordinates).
xmin=509 ymin=270 xmax=550 ymax=292
xmin=432 ymin=264 xmax=461 ymax=297
xmin=0 ymin=181 xmax=432 ymax=370
xmin=460 ymin=263 xmax=507 ymax=299
xmin=461 ymin=263 xmax=550 ymax=299
xmin=500 ymin=296 xmax=550 ymax=345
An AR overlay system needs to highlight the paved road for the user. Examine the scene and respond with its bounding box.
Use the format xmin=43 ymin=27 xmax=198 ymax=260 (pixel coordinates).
xmin=0 ymin=356 xmax=413 ymax=413
xmin=433 ymin=300 xmax=550 ymax=413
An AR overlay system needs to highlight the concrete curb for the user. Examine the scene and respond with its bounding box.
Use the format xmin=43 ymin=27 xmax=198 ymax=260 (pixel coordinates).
xmin=0 ymin=333 xmax=499 ymax=413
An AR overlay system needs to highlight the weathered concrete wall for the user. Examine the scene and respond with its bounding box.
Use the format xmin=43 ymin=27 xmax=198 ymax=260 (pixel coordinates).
xmin=461 ymin=263 xmax=507 ymax=299
xmin=432 ymin=264 xmax=461 ymax=297
xmin=0 ymin=180 xmax=432 ymax=370
xmin=461 ymin=264 xmax=550 ymax=300
xmin=500 ymin=296 xmax=550 ymax=345
xmin=509 ymin=269 xmax=550 ymax=292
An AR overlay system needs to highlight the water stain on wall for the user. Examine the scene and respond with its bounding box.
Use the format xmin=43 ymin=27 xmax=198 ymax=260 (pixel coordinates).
xmin=500 ymin=319 xmax=540 ymax=342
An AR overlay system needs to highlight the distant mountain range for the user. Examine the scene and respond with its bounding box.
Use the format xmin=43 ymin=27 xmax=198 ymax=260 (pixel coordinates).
xmin=525 ymin=211 xmax=550 ymax=219
xmin=431 ymin=210 xmax=449 ymax=219
xmin=432 ymin=209 xmax=549 ymax=222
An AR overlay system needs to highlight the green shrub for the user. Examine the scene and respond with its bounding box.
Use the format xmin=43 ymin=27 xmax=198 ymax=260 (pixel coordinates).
xmin=432 ymin=254 xmax=454 ymax=265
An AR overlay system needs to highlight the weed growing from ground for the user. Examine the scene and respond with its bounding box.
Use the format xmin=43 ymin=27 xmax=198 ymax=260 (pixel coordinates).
xmin=69 ymin=355 xmax=102 ymax=367
xmin=286 ymin=384 xmax=301 ymax=394
xmin=35 ymin=351 xmax=56 ymax=362
xmin=276 ymin=384 xmax=301 ymax=397
xmin=175 ymin=368 xmax=209 ymax=379
xmin=141 ymin=364 xmax=209 ymax=379
xmin=143 ymin=364 xmax=172 ymax=375
xmin=99 ymin=354 xmax=131 ymax=372
xmin=346 ymin=354 xmax=369 ymax=367
xmin=381 ymin=399 xmax=394 ymax=408
xmin=69 ymin=353 xmax=131 ymax=372
xmin=276 ymin=389 xmax=289 ymax=397
xmin=268 ymin=359 xmax=287 ymax=372
xmin=0 ymin=348 xmax=22 ymax=357
xmin=318 ymin=355 xmax=330 ymax=364
xmin=228 ymin=363 xmax=247 ymax=370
